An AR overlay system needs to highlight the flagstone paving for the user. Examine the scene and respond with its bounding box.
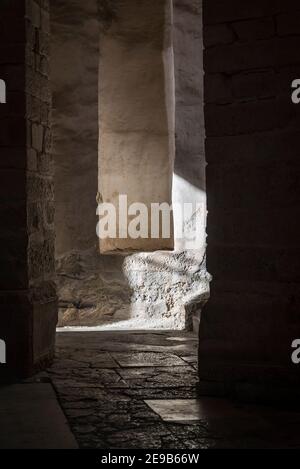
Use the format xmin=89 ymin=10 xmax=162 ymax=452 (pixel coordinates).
xmin=46 ymin=331 xmax=300 ymax=449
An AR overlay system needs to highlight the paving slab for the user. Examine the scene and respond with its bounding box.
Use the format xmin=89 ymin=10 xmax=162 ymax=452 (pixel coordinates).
xmin=145 ymin=399 xmax=203 ymax=422
xmin=118 ymin=366 xmax=198 ymax=388
xmin=112 ymin=352 xmax=187 ymax=367
xmin=48 ymin=331 xmax=300 ymax=449
xmin=0 ymin=383 xmax=78 ymax=449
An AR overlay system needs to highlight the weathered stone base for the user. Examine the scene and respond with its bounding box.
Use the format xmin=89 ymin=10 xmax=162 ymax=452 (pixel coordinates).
xmin=199 ymin=283 xmax=300 ymax=403
xmin=198 ymin=367 xmax=300 ymax=405
xmin=56 ymin=248 xmax=210 ymax=330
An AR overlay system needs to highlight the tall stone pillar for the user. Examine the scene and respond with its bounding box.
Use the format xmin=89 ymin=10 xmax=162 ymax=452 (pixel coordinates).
xmin=0 ymin=0 xmax=57 ymax=379
xmin=98 ymin=0 xmax=175 ymax=254
xmin=199 ymin=0 xmax=300 ymax=399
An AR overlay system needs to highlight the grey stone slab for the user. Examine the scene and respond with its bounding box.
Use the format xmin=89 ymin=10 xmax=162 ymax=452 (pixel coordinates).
xmin=50 ymin=358 xmax=90 ymax=373
xmin=52 ymin=368 xmax=128 ymax=388
xmin=57 ymin=386 xmax=131 ymax=402
xmin=112 ymin=352 xmax=187 ymax=367
xmin=55 ymin=349 xmax=119 ymax=368
xmin=122 ymin=386 xmax=198 ymax=400
xmin=145 ymin=399 xmax=203 ymax=422
xmin=145 ymin=398 xmax=257 ymax=423
xmin=90 ymin=353 xmax=120 ymax=368
xmin=166 ymin=336 xmax=198 ymax=342
xmin=118 ymin=366 xmax=198 ymax=388
xmin=0 ymin=384 xmax=78 ymax=449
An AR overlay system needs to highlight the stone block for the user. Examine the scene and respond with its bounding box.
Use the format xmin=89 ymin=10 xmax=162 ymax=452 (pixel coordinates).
xmin=231 ymin=70 xmax=276 ymax=100
xmin=27 ymin=201 xmax=42 ymax=233
xmin=0 ymin=236 xmax=28 ymax=290
xmin=277 ymin=11 xmax=300 ymax=36
xmin=206 ymin=162 xmax=300 ymax=210
xmin=232 ymin=17 xmax=275 ymax=42
xmin=27 ymin=174 xmax=54 ymax=202
xmin=206 ymin=244 xmax=300 ymax=283
xmin=0 ymin=91 xmax=25 ymax=118
xmin=28 ymin=234 xmax=55 ymax=280
xmin=205 ymin=130 xmax=300 ymax=165
xmin=0 ymin=201 xmax=27 ymax=230
xmin=30 ymin=1 xmax=41 ymax=29
xmin=27 ymin=148 xmax=37 ymax=171
xmin=0 ymin=0 xmax=26 ymax=18
xmin=0 ymin=45 xmax=24 ymax=64
xmin=204 ymin=37 xmax=300 ymax=73
xmin=205 ymin=97 xmax=298 ymax=137
xmin=0 ymin=148 xmax=26 ymax=169
xmin=0 ymin=17 xmax=25 ymax=44
xmin=204 ymin=73 xmax=232 ymax=104
xmin=208 ymin=206 xmax=300 ymax=247
xmin=204 ymin=24 xmax=235 ymax=48
xmin=27 ymin=95 xmax=41 ymax=122
xmin=0 ymin=118 xmax=26 ymax=146
xmin=203 ymin=0 xmax=298 ymax=25
xmin=40 ymin=9 xmax=50 ymax=34
xmin=0 ymin=64 xmax=25 ymax=91
xmin=0 ymin=169 xmax=26 ymax=201
xmin=32 ymin=298 xmax=57 ymax=367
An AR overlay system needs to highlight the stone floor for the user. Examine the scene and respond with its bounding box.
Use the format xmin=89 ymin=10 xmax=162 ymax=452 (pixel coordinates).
xmin=45 ymin=331 xmax=300 ymax=449
xmin=0 ymin=383 xmax=78 ymax=449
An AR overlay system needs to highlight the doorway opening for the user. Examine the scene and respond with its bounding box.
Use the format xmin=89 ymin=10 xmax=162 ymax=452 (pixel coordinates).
xmin=51 ymin=0 xmax=209 ymax=331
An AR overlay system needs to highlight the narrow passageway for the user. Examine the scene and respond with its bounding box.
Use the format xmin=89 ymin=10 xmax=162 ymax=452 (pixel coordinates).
xmin=46 ymin=332 xmax=300 ymax=449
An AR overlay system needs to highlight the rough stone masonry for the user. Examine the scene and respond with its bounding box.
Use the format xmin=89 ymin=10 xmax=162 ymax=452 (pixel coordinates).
xmin=0 ymin=0 xmax=57 ymax=378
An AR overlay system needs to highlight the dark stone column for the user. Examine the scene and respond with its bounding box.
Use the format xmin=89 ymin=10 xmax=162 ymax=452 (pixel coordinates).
xmin=0 ymin=0 xmax=57 ymax=379
xmin=199 ymin=0 xmax=300 ymax=400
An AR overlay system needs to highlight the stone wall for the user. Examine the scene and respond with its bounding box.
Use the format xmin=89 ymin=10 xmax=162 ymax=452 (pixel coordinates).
xmin=51 ymin=0 xmax=99 ymax=255
xmin=0 ymin=0 xmax=57 ymax=379
xmin=199 ymin=0 xmax=300 ymax=399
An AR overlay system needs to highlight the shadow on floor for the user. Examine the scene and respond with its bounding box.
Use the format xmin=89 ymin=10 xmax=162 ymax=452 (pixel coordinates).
xmin=46 ymin=331 xmax=300 ymax=449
